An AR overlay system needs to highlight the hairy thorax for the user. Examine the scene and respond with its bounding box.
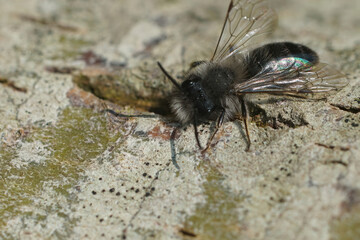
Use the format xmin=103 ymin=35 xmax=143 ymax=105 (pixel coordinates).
xmin=170 ymin=59 xmax=247 ymax=124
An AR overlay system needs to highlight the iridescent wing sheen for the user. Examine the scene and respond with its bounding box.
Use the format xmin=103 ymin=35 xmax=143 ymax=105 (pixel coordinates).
xmin=233 ymin=63 xmax=348 ymax=96
xmin=211 ymin=0 xmax=277 ymax=62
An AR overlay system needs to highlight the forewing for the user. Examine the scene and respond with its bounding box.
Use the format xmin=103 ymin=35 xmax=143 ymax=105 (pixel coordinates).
xmin=211 ymin=0 xmax=277 ymax=62
xmin=233 ymin=63 xmax=348 ymax=97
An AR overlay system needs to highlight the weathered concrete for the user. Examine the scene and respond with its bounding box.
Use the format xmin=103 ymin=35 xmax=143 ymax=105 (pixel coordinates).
xmin=0 ymin=0 xmax=359 ymax=239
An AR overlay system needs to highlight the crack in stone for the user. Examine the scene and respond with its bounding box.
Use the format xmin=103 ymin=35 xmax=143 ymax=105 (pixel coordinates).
xmin=315 ymin=142 xmax=350 ymax=152
xmin=330 ymin=103 xmax=360 ymax=114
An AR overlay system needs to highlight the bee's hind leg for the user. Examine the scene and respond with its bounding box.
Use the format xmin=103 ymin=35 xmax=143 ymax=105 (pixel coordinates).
xmin=193 ymin=113 xmax=203 ymax=150
xmin=240 ymin=97 xmax=251 ymax=151
xmin=201 ymin=109 xmax=225 ymax=153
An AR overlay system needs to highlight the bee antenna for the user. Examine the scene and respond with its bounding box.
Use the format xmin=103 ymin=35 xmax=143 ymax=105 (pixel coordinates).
xmin=157 ymin=62 xmax=182 ymax=90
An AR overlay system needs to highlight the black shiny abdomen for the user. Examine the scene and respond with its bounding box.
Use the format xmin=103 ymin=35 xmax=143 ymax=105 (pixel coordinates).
xmin=246 ymin=42 xmax=319 ymax=77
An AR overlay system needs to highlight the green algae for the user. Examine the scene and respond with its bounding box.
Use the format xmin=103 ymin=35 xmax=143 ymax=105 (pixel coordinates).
xmin=0 ymin=107 xmax=120 ymax=238
xmin=51 ymin=35 xmax=92 ymax=60
xmin=34 ymin=107 xmax=119 ymax=162
xmin=181 ymin=163 xmax=245 ymax=240
xmin=330 ymin=206 xmax=360 ymax=240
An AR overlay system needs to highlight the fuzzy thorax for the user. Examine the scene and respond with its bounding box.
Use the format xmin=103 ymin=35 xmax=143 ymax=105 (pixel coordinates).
xmin=169 ymin=59 xmax=247 ymax=124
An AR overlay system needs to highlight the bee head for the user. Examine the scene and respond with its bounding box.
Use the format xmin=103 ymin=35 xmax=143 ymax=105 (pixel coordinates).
xmin=157 ymin=62 xmax=216 ymax=122
xmin=181 ymin=77 xmax=215 ymax=117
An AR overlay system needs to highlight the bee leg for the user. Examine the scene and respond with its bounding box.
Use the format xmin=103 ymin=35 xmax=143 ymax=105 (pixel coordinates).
xmin=170 ymin=127 xmax=180 ymax=170
xmin=202 ymin=109 xmax=225 ymax=153
xmin=193 ymin=113 xmax=203 ymax=150
xmin=240 ymin=98 xmax=251 ymax=151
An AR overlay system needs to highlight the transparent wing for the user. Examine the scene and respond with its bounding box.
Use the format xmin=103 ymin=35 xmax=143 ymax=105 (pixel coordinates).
xmin=233 ymin=63 xmax=348 ymax=96
xmin=211 ymin=0 xmax=277 ymax=62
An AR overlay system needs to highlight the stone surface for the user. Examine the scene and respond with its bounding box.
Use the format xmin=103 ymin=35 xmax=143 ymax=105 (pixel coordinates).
xmin=0 ymin=0 xmax=359 ymax=239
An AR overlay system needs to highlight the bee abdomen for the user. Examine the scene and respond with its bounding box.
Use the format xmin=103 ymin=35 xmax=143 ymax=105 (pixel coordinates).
xmin=247 ymin=42 xmax=319 ymax=77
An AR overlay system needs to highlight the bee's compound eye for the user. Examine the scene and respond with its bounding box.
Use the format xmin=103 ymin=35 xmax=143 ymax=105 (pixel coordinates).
xmin=182 ymin=78 xmax=199 ymax=90
xmin=187 ymin=74 xmax=201 ymax=83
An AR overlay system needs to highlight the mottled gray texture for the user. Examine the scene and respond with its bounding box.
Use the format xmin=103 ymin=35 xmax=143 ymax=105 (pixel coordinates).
xmin=0 ymin=0 xmax=359 ymax=239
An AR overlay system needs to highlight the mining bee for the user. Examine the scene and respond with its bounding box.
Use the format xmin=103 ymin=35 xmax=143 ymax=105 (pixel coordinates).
xmin=158 ymin=0 xmax=348 ymax=151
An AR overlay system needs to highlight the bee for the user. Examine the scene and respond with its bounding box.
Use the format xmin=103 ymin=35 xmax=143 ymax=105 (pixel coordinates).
xmin=157 ymin=0 xmax=348 ymax=151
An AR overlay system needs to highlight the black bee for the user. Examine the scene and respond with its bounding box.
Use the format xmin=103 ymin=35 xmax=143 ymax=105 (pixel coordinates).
xmin=158 ymin=0 xmax=347 ymax=151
